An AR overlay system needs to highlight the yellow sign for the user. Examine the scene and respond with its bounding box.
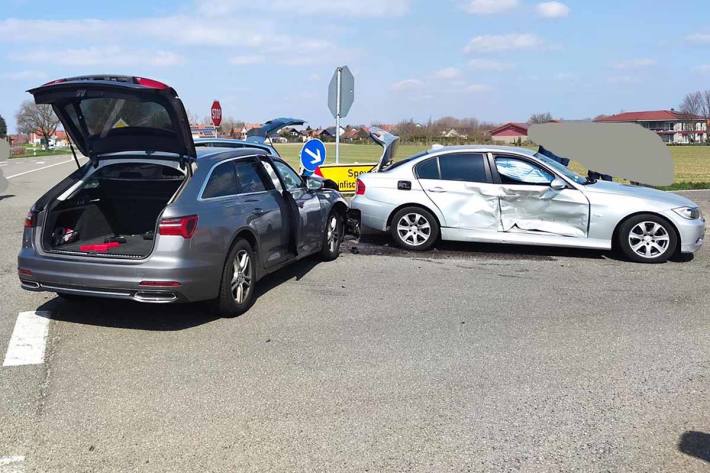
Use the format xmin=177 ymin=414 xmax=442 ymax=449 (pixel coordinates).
xmin=316 ymin=163 xmax=376 ymax=193
xmin=112 ymin=118 xmax=129 ymax=129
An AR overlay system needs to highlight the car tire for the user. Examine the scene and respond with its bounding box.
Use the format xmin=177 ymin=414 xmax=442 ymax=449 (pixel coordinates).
xmin=213 ymin=239 xmax=257 ymax=317
xmin=319 ymin=210 xmax=343 ymax=261
xmin=390 ymin=206 xmax=439 ymax=251
xmin=617 ymin=213 xmax=678 ymax=263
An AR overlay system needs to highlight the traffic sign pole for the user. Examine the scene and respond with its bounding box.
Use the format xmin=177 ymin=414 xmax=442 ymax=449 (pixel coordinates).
xmin=335 ymin=67 xmax=341 ymax=164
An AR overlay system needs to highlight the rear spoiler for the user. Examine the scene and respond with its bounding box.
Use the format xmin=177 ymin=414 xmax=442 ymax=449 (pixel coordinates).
xmin=246 ymin=117 xmax=306 ymax=144
xmin=369 ymin=127 xmax=400 ymax=172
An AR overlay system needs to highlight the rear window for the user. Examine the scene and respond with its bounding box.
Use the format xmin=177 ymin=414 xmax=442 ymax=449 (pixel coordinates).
xmin=415 ymin=158 xmax=440 ymax=179
xmin=63 ymin=97 xmax=175 ymax=138
xmin=439 ymin=153 xmax=488 ymax=183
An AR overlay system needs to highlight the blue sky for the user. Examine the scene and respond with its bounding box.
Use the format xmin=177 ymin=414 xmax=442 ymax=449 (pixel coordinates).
xmin=1 ymin=0 xmax=710 ymax=132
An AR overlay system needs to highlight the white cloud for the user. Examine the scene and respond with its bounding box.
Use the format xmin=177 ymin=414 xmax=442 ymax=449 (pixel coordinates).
xmin=464 ymin=34 xmax=545 ymax=53
xmin=13 ymin=47 xmax=184 ymax=67
xmin=464 ymin=83 xmax=492 ymax=93
xmin=686 ymin=33 xmax=710 ymax=44
xmin=433 ymin=67 xmax=462 ymax=80
xmin=199 ymin=0 xmax=411 ymax=17
xmin=613 ymin=58 xmax=656 ymax=70
xmin=536 ymin=2 xmax=570 ymax=18
xmin=462 ymin=0 xmax=519 ymax=15
xmin=694 ymin=64 xmax=710 ymax=74
xmin=391 ymin=79 xmax=424 ymax=92
xmin=0 ymin=70 xmax=48 ymax=81
xmin=468 ymin=58 xmax=514 ymax=71
xmin=230 ymin=55 xmax=265 ymax=65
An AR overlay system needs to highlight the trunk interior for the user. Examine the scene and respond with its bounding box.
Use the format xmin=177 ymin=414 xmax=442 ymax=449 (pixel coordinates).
xmin=42 ymin=162 xmax=185 ymax=258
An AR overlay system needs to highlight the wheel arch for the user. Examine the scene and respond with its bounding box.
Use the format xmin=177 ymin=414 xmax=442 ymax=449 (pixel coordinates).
xmin=611 ymin=211 xmax=681 ymax=255
xmin=227 ymin=227 xmax=263 ymax=280
xmin=386 ymin=202 xmax=443 ymax=230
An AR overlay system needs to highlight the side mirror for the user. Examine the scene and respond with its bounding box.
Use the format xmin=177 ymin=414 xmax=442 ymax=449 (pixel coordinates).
xmin=306 ymin=176 xmax=324 ymax=191
xmin=550 ymin=177 xmax=566 ymax=190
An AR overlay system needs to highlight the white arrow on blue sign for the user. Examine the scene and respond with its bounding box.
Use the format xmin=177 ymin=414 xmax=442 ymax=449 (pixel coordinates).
xmin=300 ymin=139 xmax=327 ymax=172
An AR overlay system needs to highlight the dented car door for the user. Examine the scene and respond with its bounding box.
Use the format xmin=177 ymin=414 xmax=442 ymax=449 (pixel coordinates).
xmin=492 ymin=155 xmax=590 ymax=238
xmin=418 ymin=153 xmax=500 ymax=231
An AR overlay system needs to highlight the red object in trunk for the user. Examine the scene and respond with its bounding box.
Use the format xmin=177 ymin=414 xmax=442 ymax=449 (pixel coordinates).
xmin=79 ymin=242 xmax=121 ymax=253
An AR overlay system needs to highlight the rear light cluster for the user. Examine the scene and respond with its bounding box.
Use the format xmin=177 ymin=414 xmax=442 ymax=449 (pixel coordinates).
xmin=134 ymin=77 xmax=170 ymax=89
xmin=158 ymin=215 xmax=198 ymax=239
xmin=24 ymin=210 xmax=38 ymax=228
xmin=355 ymin=179 xmax=366 ymax=195
xmin=139 ymin=280 xmax=181 ymax=288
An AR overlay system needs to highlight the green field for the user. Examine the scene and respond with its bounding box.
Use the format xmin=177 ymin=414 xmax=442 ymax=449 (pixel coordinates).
xmin=275 ymin=143 xmax=710 ymax=187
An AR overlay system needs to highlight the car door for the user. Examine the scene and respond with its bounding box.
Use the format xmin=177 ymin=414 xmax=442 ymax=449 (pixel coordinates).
xmin=491 ymin=154 xmax=589 ymax=238
xmin=266 ymin=159 xmax=324 ymax=255
xmin=200 ymin=158 xmax=287 ymax=269
xmin=416 ymin=153 xmax=500 ymax=231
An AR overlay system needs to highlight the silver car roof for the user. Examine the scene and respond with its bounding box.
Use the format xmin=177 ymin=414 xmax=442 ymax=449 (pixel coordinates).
xmin=423 ymin=144 xmax=537 ymax=157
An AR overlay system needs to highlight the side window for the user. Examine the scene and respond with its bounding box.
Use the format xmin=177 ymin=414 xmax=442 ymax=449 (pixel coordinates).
xmin=234 ymin=160 xmax=268 ymax=194
xmin=202 ymin=161 xmax=238 ymax=198
xmin=259 ymin=160 xmax=283 ymax=191
xmin=272 ymin=161 xmax=303 ymax=191
xmin=416 ymin=158 xmax=440 ymax=180
xmin=495 ymin=157 xmax=554 ymax=185
xmin=439 ymin=153 xmax=488 ymax=183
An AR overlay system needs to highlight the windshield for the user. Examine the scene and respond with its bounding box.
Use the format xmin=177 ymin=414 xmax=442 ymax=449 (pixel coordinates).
xmin=534 ymin=152 xmax=587 ymax=185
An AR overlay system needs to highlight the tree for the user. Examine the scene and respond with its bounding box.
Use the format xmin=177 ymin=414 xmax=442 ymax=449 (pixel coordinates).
xmin=0 ymin=114 xmax=6 ymax=138
xmin=16 ymin=101 xmax=59 ymax=150
xmin=528 ymin=112 xmax=554 ymax=124
xmin=680 ymin=90 xmax=710 ymax=118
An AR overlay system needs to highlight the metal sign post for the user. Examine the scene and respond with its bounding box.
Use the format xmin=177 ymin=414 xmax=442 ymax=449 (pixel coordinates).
xmin=328 ymin=66 xmax=354 ymax=165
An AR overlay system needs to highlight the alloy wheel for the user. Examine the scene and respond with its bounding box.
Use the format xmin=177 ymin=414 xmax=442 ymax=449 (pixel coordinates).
xmin=231 ymin=250 xmax=252 ymax=304
xmin=327 ymin=215 xmax=340 ymax=253
xmin=628 ymin=221 xmax=670 ymax=259
xmin=396 ymin=212 xmax=431 ymax=247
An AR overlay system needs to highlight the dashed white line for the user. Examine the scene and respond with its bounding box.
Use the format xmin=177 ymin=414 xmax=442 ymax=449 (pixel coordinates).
xmin=0 ymin=455 xmax=25 ymax=472
xmin=3 ymin=312 xmax=51 ymax=367
xmin=6 ymin=159 xmax=77 ymax=179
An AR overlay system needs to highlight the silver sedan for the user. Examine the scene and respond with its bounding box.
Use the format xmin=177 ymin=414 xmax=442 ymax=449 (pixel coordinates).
xmin=351 ymin=138 xmax=705 ymax=263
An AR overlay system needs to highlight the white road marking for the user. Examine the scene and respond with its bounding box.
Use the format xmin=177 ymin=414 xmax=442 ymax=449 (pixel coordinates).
xmin=6 ymin=159 xmax=77 ymax=179
xmin=0 ymin=456 xmax=24 ymax=472
xmin=3 ymin=312 xmax=51 ymax=367
xmin=0 ymin=162 xmax=7 ymax=167
xmin=34 ymin=161 xmax=45 ymax=165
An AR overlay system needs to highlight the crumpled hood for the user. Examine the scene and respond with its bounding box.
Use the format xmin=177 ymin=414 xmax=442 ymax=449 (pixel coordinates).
xmin=583 ymin=180 xmax=696 ymax=208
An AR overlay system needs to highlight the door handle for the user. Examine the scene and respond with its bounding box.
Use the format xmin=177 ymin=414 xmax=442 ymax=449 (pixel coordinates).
xmin=251 ymin=208 xmax=267 ymax=217
xmin=428 ymin=187 xmax=447 ymax=193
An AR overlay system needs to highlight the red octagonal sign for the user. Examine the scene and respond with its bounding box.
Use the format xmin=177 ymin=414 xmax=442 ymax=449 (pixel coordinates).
xmin=211 ymin=100 xmax=222 ymax=127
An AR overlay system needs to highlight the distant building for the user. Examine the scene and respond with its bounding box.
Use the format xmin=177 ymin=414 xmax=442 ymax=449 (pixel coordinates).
xmin=441 ymin=128 xmax=468 ymax=139
xmin=190 ymin=125 xmax=217 ymax=139
xmin=594 ymin=110 xmax=708 ymax=144
xmin=489 ymin=122 xmax=530 ymax=144
xmin=29 ymin=129 xmax=68 ymax=148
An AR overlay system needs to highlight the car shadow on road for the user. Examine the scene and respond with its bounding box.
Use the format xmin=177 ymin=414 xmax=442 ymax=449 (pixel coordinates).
xmin=678 ymin=431 xmax=710 ymax=463
xmin=33 ymin=256 xmax=324 ymax=330
xmin=36 ymin=297 xmax=220 ymax=331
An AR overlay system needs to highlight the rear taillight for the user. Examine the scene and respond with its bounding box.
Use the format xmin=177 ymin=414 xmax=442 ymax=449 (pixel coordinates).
xmin=355 ymin=179 xmax=366 ymax=195
xmin=24 ymin=210 xmax=37 ymax=228
xmin=135 ymin=77 xmax=169 ymax=89
xmin=139 ymin=280 xmax=181 ymax=288
xmin=158 ymin=215 xmax=198 ymax=239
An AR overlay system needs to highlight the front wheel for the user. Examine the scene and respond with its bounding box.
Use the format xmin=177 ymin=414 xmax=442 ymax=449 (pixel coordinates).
xmin=617 ymin=214 xmax=678 ymax=263
xmin=390 ymin=207 xmax=439 ymax=251
xmin=213 ymin=239 xmax=257 ymax=317
xmin=319 ymin=210 xmax=343 ymax=261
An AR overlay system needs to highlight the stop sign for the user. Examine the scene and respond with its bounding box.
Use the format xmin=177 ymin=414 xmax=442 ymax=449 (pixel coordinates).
xmin=211 ymin=100 xmax=222 ymax=127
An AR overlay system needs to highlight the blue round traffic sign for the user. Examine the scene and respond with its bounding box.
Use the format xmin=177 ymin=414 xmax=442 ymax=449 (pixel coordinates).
xmin=300 ymin=139 xmax=326 ymax=172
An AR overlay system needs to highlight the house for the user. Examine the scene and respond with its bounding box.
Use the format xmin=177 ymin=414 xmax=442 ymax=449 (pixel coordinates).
xmin=594 ymin=110 xmax=708 ymax=144
xmin=29 ymin=130 xmax=68 ymax=148
xmin=441 ymin=128 xmax=468 ymax=139
xmin=190 ymin=125 xmax=218 ymax=139
xmin=489 ymin=122 xmax=530 ymax=144
xmin=320 ymin=126 xmax=345 ymax=140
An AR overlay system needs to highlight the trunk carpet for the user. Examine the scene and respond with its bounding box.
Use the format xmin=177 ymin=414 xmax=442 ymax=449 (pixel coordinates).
xmin=55 ymin=234 xmax=155 ymax=257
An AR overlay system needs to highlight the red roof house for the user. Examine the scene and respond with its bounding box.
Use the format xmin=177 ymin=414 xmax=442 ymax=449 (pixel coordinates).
xmin=594 ymin=110 xmax=708 ymax=144
xmin=489 ymin=122 xmax=529 ymax=144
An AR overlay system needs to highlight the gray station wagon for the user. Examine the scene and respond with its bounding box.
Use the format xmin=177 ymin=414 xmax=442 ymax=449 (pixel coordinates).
xmin=17 ymin=75 xmax=348 ymax=317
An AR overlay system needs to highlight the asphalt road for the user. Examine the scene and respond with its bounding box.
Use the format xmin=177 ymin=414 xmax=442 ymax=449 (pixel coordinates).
xmin=0 ymin=154 xmax=708 ymax=472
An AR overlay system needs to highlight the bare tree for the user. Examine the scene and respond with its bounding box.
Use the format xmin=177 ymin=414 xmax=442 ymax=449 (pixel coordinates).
xmin=16 ymin=101 xmax=59 ymax=150
xmin=528 ymin=112 xmax=554 ymax=124
xmin=680 ymin=91 xmax=704 ymax=117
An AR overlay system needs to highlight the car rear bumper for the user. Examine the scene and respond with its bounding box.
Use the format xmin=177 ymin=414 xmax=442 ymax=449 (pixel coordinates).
xmin=17 ymin=249 xmax=220 ymax=303
xmin=350 ymin=196 xmax=392 ymax=232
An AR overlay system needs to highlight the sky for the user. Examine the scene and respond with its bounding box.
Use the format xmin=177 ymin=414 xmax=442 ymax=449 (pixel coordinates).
xmin=1 ymin=0 xmax=710 ymax=133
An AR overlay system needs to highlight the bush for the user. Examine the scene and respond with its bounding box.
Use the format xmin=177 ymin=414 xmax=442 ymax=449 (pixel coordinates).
xmin=10 ymin=146 xmax=24 ymax=157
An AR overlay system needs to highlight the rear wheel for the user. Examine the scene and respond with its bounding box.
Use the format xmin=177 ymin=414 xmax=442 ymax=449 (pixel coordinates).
xmin=617 ymin=214 xmax=677 ymax=263
xmin=390 ymin=207 xmax=439 ymax=251
xmin=213 ymin=239 xmax=257 ymax=317
xmin=320 ymin=210 xmax=343 ymax=261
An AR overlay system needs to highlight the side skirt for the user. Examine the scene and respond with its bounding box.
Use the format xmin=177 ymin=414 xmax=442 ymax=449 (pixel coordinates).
xmin=441 ymin=227 xmax=611 ymax=250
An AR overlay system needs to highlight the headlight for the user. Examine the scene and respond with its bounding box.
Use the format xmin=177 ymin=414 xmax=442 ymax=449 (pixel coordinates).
xmin=672 ymin=206 xmax=702 ymax=220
